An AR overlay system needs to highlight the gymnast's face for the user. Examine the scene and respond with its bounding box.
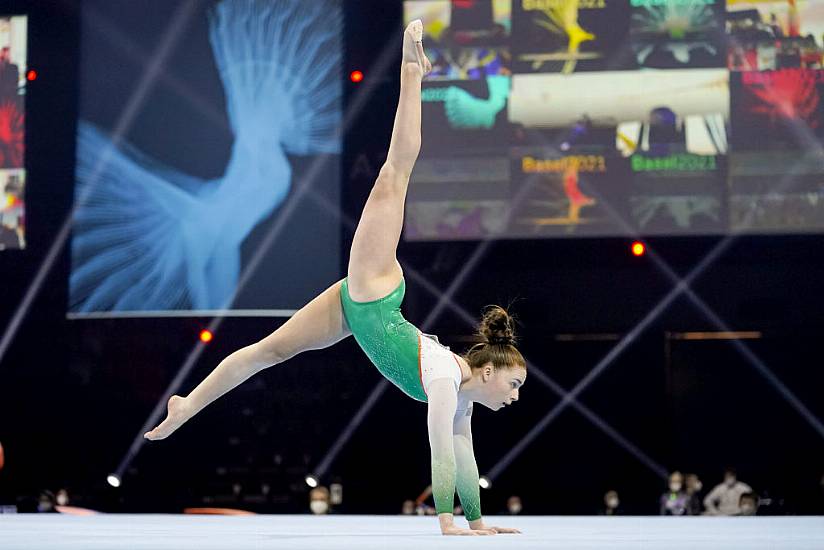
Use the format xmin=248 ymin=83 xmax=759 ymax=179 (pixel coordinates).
xmin=479 ymin=363 xmax=526 ymax=411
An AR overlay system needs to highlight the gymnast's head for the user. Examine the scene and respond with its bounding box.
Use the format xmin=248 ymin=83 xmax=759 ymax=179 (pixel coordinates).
xmin=463 ymin=305 xmax=526 ymax=411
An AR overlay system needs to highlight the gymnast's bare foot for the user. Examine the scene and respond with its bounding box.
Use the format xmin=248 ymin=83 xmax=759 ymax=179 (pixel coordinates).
xmin=144 ymin=395 xmax=191 ymax=440
xmin=403 ymin=19 xmax=431 ymax=75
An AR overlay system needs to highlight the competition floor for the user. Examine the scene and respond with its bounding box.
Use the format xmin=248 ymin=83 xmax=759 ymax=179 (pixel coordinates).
xmin=3 ymin=514 xmax=824 ymax=549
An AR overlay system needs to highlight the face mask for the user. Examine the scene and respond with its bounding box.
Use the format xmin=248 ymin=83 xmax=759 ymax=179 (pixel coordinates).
xmin=740 ymin=504 xmax=755 ymax=515
xmin=607 ymin=497 xmax=619 ymax=509
xmin=310 ymin=500 xmax=329 ymax=515
xmin=669 ymin=482 xmax=682 ymax=492
xmin=694 ymin=482 xmax=702 ymax=492
xmin=725 ymin=477 xmax=736 ymax=487
xmin=56 ymin=492 xmax=69 ymax=506
xmin=508 ymin=503 xmax=522 ymax=514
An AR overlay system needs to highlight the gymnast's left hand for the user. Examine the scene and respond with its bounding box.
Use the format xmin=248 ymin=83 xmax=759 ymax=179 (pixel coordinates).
xmin=469 ymin=520 xmax=521 ymax=534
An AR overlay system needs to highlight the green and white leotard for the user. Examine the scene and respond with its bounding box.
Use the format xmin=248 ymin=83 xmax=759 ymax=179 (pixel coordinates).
xmin=340 ymin=277 xmax=482 ymax=521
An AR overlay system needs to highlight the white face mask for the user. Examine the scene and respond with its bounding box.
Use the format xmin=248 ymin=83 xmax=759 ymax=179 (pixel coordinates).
xmin=310 ymin=500 xmax=329 ymax=515
xmin=725 ymin=477 xmax=736 ymax=487
xmin=508 ymin=503 xmax=522 ymax=514
xmin=607 ymin=497 xmax=619 ymax=509
xmin=669 ymin=482 xmax=682 ymax=492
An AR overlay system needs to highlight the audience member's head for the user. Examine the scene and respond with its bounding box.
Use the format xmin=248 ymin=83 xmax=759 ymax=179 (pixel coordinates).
xmin=309 ymin=486 xmax=330 ymax=515
xmin=685 ymin=473 xmax=702 ymax=495
xmin=724 ymin=467 xmax=738 ymax=487
xmin=739 ymin=492 xmax=758 ymax=516
xmin=604 ymin=490 xmax=620 ymax=514
xmin=401 ymin=499 xmax=415 ymax=515
xmin=507 ymin=495 xmax=522 ymax=515
xmin=668 ymin=471 xmax=684 ymax=493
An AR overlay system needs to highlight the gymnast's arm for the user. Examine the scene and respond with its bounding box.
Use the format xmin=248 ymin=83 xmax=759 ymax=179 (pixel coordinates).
xmin=427 ymin=379 xmax=495 ymax=536
xmin=453 ymin=404 xmax=521 ymax=535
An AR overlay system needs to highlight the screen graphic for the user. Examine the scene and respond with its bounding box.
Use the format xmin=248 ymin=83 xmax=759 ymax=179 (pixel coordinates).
xmin=403 ymin=0 xmax=824 ymax=239
xmin=0 ymin=16 xmax=27 ymax=250
xmin=71 ymin=1 xmax=342 ymax=316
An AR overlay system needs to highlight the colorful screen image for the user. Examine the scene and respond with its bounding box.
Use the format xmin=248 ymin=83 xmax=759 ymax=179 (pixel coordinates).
xmin=0 ymin=168 xmax=24 ymax=249
xmin=70 ymin=1 xmax=342 ymax=316
xmin=0 ymin=16 xmax=26 ymax=251
xmin=510 ymin=69 xmax=729 ymax=157
xmin=630 ymin=0 xmax=726 ymax=69
xmin=507 ymin=150 xmax=632 ymax=236
xmin=726 ymin=0 xmax=824 ymax=71
xmin=404 ymin=0 xmax=512 ymax=46
xmin=730 ymin=68 xmax=824 ymax=150
xmin=511 ymin=0 xmax=632 ymax=74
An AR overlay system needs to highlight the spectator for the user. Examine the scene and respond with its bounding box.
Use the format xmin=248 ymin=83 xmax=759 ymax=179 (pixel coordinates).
xmin=660 ymin=471 xmax=689 ymax=516
xmin=600 ymin=490 xmax=622 ymax=516
xmin=703 ymin=468 xmax=753 ymax=516
xmin=737 ymin=492 xmax=758 ymax=516
xmin=309 ymin=486 xmax=331 ymax=515
xmin=401 ymin=500 xmax=415 ymax=515
xmin=685 ymin=473 xmax=703 ymax=515
xmin=506 ymin=495 xmax=522 ymax=515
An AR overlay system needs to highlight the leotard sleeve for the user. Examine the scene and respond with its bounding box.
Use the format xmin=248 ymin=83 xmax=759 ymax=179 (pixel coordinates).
xmin=426 ymin=378 xmax=459 ymax=515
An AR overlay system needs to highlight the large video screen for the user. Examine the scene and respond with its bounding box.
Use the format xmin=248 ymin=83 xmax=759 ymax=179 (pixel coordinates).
xmin=403 ymin=0 xmax=824 ymax=240
xmin=70 ymin=1 xmax=342 ymax=316
xmin=0 ymin=16 xmax=27 ymax=250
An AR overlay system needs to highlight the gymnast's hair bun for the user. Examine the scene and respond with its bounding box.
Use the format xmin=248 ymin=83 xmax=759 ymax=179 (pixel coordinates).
xmin=479 ymin=305 xmax=516 ymax=346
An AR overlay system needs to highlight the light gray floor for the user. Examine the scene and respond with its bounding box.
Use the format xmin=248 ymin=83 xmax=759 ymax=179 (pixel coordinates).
xmin=2 ymin=514 xmax=824 ymax=550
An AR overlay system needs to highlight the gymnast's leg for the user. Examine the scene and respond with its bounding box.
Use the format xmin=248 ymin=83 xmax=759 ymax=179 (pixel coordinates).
xmin=145 ymin=280 xmax=351 ymax=440
xmin=346 ymin=20 xmax=430 ymax=302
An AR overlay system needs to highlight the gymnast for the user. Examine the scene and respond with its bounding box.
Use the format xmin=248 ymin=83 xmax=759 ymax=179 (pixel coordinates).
xmin=145 ymin=20 xmax=525 ymax=536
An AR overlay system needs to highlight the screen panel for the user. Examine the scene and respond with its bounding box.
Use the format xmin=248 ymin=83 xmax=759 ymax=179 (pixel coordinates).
xmin=0 ymin=16 xmax=27 ymax=250
xmin=70 ymin=1 xmax=342 ymax=316
xmin=403 ymin=0 xmax=824 ymax=240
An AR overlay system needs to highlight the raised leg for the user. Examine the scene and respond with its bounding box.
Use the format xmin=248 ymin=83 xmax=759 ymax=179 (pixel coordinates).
xmin=346 ymin=20 xmax=430 ymax=302
xmin=145 ymin=280 xmax=350 ymax=440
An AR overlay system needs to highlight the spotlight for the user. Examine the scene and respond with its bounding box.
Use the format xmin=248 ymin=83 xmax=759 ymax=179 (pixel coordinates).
xmin=478 ymin=476 xmax=491 ymax=490
xmin=349 ymin=70 xmax=363 ymax=83
xmin=631 ymin=241 xmax=646 ymax=257
xmin=199 ymin=329 xmax=213 ymax=343
xmin=106 ymin=474 xmax=121 ymax=488
xmin=305 ymin=474 xmax=319 ymax=488
xmin=26 ymin=69 xmax=37 ymax=81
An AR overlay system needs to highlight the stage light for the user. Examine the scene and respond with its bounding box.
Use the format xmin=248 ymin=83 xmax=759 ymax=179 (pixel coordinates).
xmin=106 ymin=474 xmax=121 ymax=488
xmin=26 ymin=69 xmax=36 ymax=81
xmin=349 ymin=70 xmax=363 ymax=83
xmin=478 ymin=476 xmax=491 ymax=489
xmin=305 ymin=474 xmax=319 ymax=488
xmin=631 ymin=241 xmax=645 ymax=257
xmin=199 ymin=329 xmax=213 ymax=343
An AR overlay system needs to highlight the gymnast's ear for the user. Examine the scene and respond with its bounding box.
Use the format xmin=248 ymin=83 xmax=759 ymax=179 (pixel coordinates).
xmin=481 ymin=362 xmax=494 ymax=382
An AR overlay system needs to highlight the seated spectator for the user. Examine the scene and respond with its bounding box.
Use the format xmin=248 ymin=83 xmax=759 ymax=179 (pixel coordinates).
xmin=309 ymin=486 xmax=331 ymax=515
xmin=600 ymin=490 xmax=623 ymax=516
xmin=703 ymin=467 xmax=753 ymax=516
xmin=660 ymin=471 xmax=689 ymax=516
xmin=685 ymin=473 xmax=703 ymax=515
xmin=506 ymin=495 xmax=522 ymax=515
xmin=737 ymin=492 xmax=758 ymax=516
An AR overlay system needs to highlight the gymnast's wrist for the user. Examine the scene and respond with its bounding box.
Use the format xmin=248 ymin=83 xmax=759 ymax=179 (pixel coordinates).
xmin=468 ymin=518 xmax=485 ymax=530
xmin=437 ymin=512 xmax=455 ymax=532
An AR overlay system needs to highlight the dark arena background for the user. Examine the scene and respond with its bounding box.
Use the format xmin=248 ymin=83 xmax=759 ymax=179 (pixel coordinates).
xmin=1 ymin=0 xmax=823 ymax=548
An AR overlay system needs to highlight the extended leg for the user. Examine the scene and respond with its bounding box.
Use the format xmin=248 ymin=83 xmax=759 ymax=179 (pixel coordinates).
xmin=346 ymin=20 xmax=430 ymax=302
xmin=145 ymin=280 xmax=350 ymax=440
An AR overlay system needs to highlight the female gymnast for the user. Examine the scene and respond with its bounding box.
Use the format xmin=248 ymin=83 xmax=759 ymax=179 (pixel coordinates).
xmin=145 ymin=20 xmax=525 ymax=536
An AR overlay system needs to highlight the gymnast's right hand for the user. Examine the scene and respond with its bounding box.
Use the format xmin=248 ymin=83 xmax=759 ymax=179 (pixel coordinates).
xmin=144 ymin=395 xmax=190 ymax=440
xmin=441 ymin=524 xmax=496 ymax=536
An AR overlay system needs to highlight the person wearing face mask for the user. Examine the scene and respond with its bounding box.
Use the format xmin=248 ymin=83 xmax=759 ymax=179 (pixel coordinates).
xmin=600 ymin=490 xmax=622 ymax=516
xmin=684 ymin=473 xmax=704 ymax=516
xmin=506 ymin=496 xmax=522 ymax=515
xmin=737 ymin=492 xmax=758 ymax=516
xmin=703 ymin=468 xmax=753 ymax=516
xmin=659 ymin=471 xmax=689 ymax=516
xmin=309 ymin=486 xmax=331 ymax=515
